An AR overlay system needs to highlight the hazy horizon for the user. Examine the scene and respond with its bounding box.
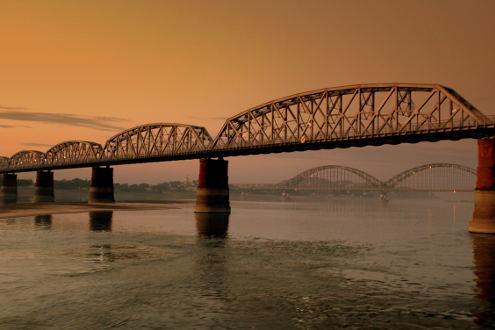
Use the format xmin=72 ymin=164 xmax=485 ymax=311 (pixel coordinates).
xmin=1 ymin=0 xmax=493 ymax=183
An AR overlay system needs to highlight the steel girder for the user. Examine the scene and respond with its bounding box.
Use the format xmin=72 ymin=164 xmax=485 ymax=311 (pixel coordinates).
xmin=102 ymin=123 xmax=213 ymax=161
xmin=0 ymin=156 xmax=9 ymax=169
xmin=46 ymin=141 xmax=103 ymax=166
xmin=8 ymin=150 xmax=47 ymax=170
xmin=212 ymin=83 xmax=493 ymax=150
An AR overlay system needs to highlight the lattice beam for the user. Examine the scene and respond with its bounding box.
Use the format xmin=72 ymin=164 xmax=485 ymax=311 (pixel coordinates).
xmin=212 ymin=83 xmax=493 ymax=150
xmin=46 ymin=141 xmax=103 ymax=165
xmin=103 ymin=123 xmax=213 ymax=160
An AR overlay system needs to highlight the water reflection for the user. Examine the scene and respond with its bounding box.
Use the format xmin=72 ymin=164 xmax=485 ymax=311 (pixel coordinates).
xmin=34 ymin=214 xmax=52 ymax=229
xmin=472 ymin=234 xmax=495 ymax=327
xmin=89 ymin=211 xmax=113 ymax=231
xmin=88 ymin=211 xmax=113 ymax=263
xmin=195 ymin=212 xmax=230 ymax=307
xmin=195 ymin=213 xmax=230 ymax=238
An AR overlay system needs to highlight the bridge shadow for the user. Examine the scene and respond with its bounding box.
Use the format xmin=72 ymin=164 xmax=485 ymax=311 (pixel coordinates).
xmin=89 ymin=210 xmax=113 ymax=232
xmin=194 ymin=212 xmax=230 ymax=307
xmin=34 ymin=214 xmax=52 ymax=230
xmin=87 ymin=211 xmax=114 ymax=264
xmin=472 ymin=234 xmax=495 ymax=327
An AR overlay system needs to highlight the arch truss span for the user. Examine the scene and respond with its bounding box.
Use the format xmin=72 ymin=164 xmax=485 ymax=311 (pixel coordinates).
xmin=212 ymin=83 xmax=493 ymax=152
xmin=103 ymin=123 xmax=213 ymax=160
xmin=46 ymin=141 xmax=104 ymax=166
xmin=9 ymin=150 xmax=47 ymax=170
xmin=280 ymin=165 xmax=384 ymax=192
xmin=0 ymin=156 xmax=9 ymax=170
xmin=386 ymin=163 xmax=476 ymax=191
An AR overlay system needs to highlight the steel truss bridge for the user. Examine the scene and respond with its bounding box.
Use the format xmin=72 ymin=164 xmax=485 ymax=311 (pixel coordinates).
xmin=275 ymin=163 xmax=477 ymax=192
xmin=1 ymin=83 xmax=494 ymax=174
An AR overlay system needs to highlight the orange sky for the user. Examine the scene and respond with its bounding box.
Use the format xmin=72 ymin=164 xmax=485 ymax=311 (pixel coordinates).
xmin=0 ymin=0 xmax=494 ymax=183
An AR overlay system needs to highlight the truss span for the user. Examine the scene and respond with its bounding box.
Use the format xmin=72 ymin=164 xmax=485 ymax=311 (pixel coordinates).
xmin=103 ymin=123 xmax=213 ymax=161
xmin=46 ymin=141 xmax=103 ymax=166
xmin=280 ymin=165 xmax=383 ymax=191
xmin=0 ymin=156 xmax=9 ymax=169
xmin=212 ymin=83 xmax=494 ymax=155
xmin=9 ymin=150 xmax=46 ymax=170
xmin=0 ymin=83 xmax=494 ymax=173
xmin=386 ymin=163 xmax=476 ymax=191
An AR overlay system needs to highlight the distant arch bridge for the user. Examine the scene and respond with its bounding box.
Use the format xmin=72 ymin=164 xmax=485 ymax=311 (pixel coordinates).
xmin=277 ymin=163 xmax=476 ymax=192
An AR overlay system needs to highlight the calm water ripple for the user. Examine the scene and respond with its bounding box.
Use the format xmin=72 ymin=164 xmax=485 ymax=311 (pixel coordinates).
xmin=1 ymin=196 xmax=495 ymax=328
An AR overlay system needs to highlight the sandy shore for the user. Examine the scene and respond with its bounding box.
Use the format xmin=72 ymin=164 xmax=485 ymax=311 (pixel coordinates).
xmin=0 ymin=201 xmax=186 ymax=219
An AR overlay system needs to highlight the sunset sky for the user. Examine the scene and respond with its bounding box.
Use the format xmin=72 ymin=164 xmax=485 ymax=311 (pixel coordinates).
xmin=0 ymin=0 xmax=494 ymax=183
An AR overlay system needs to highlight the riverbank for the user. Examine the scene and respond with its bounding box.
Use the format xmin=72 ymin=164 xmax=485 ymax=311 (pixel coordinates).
xmin=0 ymin=201 xmax=185 ymax=219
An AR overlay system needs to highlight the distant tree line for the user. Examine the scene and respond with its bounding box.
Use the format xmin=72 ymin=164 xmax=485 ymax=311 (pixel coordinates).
xmin=48 ymin=178 xmax=197 ymax=193
xmin=15 ymin=178 xmax=242 ymax=193
xmin=18 ymin=179 xmax=34 ymax=187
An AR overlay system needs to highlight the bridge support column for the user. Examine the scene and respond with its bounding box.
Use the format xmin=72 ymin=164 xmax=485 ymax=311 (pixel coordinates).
xmin=470 ymin=138 xmax=495 ymax=234
xmin=88 ymin=166 xmax=114 ymax=203
xmin=34 ymin=170 xmax=54 ymax=202
xmin=195 ymin=158 xmax=230 ymax=213
xmin=0 ymin=173 xmax=17 ymax=203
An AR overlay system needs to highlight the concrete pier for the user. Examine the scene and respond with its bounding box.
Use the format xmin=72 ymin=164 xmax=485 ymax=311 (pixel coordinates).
xmin=88 ymin=167 xmax=114 ymax=203
xmin=0 ymin=173 xmax=18 ymax=203
xmin=470 ymin=138 xmax=495 ymax=233
xmin=195 ymin=158 xmax=231 ymax=213
xmin=34 ymin=170 xmax=54 ymax=202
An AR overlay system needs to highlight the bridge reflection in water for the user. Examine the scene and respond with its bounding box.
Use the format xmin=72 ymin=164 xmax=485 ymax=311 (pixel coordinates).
xmin=89 ymin=211 xmax=113 ymax=232
xmin=473 ymin=235 xmax=495 ymax=327
xmin=34 ymin=214 xmax=52 ymax=230
xmin=195 ymin=213 xmax=230 ymax=238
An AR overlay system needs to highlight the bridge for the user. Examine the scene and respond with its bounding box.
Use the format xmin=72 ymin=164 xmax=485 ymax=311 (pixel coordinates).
xmin=1 ymin=83 xmax=494 ymax=173
xmin=238 ymin=163 xmax=476 ymax=193
xmin=0 ymin=83 xmax=495 ymax=233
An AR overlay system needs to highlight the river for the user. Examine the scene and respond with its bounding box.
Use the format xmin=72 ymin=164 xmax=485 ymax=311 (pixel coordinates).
xmin=0 ymin=196 xmax=494 ymax=328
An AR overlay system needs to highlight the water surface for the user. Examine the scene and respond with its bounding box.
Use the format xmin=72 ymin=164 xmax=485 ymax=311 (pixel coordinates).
xmin=0 ymin=197 xmax=494 ymax=328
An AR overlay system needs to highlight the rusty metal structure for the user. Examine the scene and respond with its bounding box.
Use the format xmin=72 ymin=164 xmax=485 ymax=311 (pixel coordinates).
xmin=46 ymin=141 xmax=103 ymax=166
xmin=1 ymin=83 xmax=494 ymax=173
xmin=103 ymin=123 xmax=213 ymax=162
xmin=8 ymin=150 xmax=46 ymax=171
xmin=212 ymin=83 xmax=494 ymax=154
xmin=276 ymin=163 xmax=477 ymax=192
xmin=0 ymin=156 xmax=9 ymax=169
